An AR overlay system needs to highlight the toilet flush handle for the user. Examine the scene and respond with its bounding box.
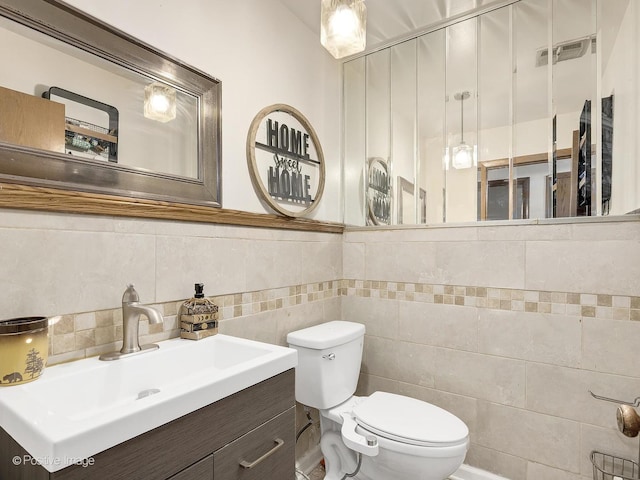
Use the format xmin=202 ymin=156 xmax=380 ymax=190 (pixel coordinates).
xmin=323 ymin=353 xmax=336 ymax=360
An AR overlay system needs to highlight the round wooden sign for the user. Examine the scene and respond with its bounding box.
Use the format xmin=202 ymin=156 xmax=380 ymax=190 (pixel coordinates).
xmin=246 ymin=104 xmax=325 ymax=217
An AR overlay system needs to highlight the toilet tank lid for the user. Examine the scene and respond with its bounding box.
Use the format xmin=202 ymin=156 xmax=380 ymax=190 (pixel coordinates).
xmin=287 ymin=321 xmax=365 ymax=349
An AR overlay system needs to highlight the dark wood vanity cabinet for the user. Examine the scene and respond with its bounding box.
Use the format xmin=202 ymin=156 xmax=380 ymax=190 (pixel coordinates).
xmin=0 ymin=370 xmax=295 ymax=480
xmin=213 ymin=409 xmax=293 ymax=479
xmin=168 ymin=455 xmax=214 ymax=480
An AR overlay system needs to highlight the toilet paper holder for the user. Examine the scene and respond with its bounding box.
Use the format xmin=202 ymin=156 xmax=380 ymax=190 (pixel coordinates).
xmin=589 ymin=391 xmax=640 ymax=480
xmin=589 ymin=390 xmax=640 ymax=407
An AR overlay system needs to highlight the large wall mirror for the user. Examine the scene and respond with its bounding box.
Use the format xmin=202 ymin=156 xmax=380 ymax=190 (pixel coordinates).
xmin=343 ymin=0 xmax=639 ymax=226
xmin=0 ymin=0 xmax=221 ymax=207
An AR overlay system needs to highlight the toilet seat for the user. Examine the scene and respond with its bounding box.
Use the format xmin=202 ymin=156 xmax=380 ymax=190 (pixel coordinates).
xmin=352 ymin=392 xmax=469 ymax=448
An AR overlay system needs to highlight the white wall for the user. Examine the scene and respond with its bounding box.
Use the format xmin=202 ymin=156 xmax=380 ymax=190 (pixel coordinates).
xmin=62 ymin=0 xmax=343 ymax=220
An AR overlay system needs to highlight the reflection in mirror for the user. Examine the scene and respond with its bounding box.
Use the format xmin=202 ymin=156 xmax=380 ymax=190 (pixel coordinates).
xmin=0 ymin=10 xmax=197 ymax=177
xmin=478 ymin=6 xmax=511 ymax=221
xmin=366 ymin=157 xmax=391 ymax=225
xmin=600 ymin=0 xmax=636 ymax=215
xmin=391 ymin=40 xmax=417 ymax=224
xmin=417 ymin=29 xmax=445 ymax=224
xmin=397 ymin=176 xmax=426 ymax=225
xmin=365 ymin=49 xmax=391 ymax=225
xmin=0 ymin=0 xmax=220 ymax=207
xmin=445 ymin=18 xmax=477 ymax=223
xmin=343 ymin=57 xmax=366 ymax=225
xmin=342 ymin=0 xmax=640 ymax=226
xmin=550 ymin=0 xmax=596 ymax=218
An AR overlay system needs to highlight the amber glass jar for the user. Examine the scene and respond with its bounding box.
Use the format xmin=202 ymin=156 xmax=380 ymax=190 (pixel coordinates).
xmin=0 ymin=317 xmax=48 ymax=386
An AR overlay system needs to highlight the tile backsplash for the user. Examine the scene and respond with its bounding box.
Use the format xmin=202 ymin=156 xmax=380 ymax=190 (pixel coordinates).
xmin=47 ymin=280 xmax=343 ymax=365
xmin=49 ymin=278 xmax=640 ymax=366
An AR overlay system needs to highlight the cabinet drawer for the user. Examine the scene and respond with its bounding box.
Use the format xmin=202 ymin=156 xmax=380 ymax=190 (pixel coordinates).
xmin=214 ymin=407 xmax=294 ymax=480
xmin=169 ymin=455 xmax=213 ymax=480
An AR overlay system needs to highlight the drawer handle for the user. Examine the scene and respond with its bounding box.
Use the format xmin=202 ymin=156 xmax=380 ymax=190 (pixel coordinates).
xmin=239 ymin=438 xmax=284 ymax=469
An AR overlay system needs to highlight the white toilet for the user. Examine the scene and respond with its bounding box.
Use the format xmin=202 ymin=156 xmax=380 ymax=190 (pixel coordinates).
xmin=287 ymin=321 xmax=469 ymax=480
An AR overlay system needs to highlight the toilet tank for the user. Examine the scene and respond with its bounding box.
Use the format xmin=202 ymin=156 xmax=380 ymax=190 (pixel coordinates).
xmin=287 ymin=321 xmax=365 ymax=410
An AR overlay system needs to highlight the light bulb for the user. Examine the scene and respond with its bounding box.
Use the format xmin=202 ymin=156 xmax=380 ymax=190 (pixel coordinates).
xmin=144 ymin=82 xmax=177 ymax=123
xmin=321 ymin=0 xmax=366 ymax=59
xmin=452 ymin=142 xmax=474 ymax=169
xmin=329 ymin=5 xmax=360 ymax=38
xmin=150 ymin=93 xmax=170 ymax=113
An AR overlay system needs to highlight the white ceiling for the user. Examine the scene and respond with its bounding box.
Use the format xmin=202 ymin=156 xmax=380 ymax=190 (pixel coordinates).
xmin=279 ymin=0 xmax=500 ymax=52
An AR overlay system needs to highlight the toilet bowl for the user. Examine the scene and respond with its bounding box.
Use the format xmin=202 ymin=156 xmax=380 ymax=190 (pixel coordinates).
xmin=321 ymin=393 xmax=468 ymax=480
xmin=287 ymin=321 xmax=469 ymax=480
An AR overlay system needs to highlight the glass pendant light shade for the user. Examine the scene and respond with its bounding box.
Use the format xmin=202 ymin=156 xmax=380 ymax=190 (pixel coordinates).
xmin=451 ymin=91 xmax=474 ymax=169
xmin=452 ymin=142 xmax=474 ymax=169
xmin=144 ymin=82 xmax=176 ymax=123
xmin=321 ymin=0 xmax=366 ymax=59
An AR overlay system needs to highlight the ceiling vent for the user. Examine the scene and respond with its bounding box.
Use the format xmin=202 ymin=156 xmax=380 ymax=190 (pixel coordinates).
xmin=535 ymin=36 xmax=595 ymax=67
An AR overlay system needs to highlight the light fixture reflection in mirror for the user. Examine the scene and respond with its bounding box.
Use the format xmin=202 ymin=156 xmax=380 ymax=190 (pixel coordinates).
xmin=144 ymin=82 xmax=177 ymax=123
xmin=451 ymin=91 xmax=475 ymax=170
xmin=321 ymin=0 xmax=367 ymax=59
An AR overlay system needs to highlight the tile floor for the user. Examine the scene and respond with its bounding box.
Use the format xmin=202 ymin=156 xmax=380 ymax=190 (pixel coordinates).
xmin=308 ymin=463 xmax=325 ymax=479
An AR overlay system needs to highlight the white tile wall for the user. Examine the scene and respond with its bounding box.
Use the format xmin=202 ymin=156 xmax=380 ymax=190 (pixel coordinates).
xmin=0 ymin=227 xmax=156 ymax=317
xmin=464 ymin=444 xmax=527 ymax=480
xmin=475 ymin=401 xmax=581 ymax=472
xmin=435 ymin=348 xmax=526 ymax=407
xmin=0 ymin=210 xmax=342 ymax=318
xmin=399 ymin=302 xmax=478 ymax=352
xmin=525 ymin=240 xmax=640 ymax=295
xmin=582 ymin=318 xmax=640 ymax=376
xmin=4 ymin=208 xmax=640 ymax=480
xmin=347 ymin=218 xmax=640 ymax=480
xmin=477 ymin=310 xmax=582 ymax=367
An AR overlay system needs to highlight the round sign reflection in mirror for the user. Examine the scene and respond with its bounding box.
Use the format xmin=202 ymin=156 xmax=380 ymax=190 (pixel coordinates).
xmin=246 ymin=104 xmax=325 ymax=218
xmin=367 ymin=157 xmax=391 ymax=225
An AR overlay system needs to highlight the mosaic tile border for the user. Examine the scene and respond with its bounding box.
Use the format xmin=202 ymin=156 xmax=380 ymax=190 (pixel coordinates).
xmin=46 ymin=279 xmax=640 ymax=365
xmin=342 ymin=279 xmax=640 ymax=321
xmin=48 ymin=281 xmax=341 ymax=364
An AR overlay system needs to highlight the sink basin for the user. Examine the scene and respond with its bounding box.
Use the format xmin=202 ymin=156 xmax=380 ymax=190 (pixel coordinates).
xmin=0 ymin=334 xmax=297 ymax=472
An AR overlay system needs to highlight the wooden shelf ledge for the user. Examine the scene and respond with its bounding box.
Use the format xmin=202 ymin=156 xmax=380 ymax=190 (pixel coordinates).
xmin=0 ymin=183 xmax=344 ymax=234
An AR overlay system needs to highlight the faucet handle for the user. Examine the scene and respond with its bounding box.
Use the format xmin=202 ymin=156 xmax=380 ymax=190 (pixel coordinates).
xmin=122 ymin=284 xmax=140 ymax=304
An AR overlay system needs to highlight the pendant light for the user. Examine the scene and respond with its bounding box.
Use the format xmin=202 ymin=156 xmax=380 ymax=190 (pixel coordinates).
xmin=321 ymin=0 xmax=367 ymax=59
xmin=144 ymin=82 xmax=177 ymax=123
xmin=451 ymin=91 xmax=474 ymax=170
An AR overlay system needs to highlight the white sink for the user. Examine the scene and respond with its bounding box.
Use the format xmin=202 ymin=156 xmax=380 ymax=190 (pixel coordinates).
xmin=0 ymin=334 xmax=297 ymax=472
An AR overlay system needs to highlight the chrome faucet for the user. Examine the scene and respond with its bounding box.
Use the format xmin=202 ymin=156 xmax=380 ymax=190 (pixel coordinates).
xmin=99 ymin=284 xmax=164 ymax=361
